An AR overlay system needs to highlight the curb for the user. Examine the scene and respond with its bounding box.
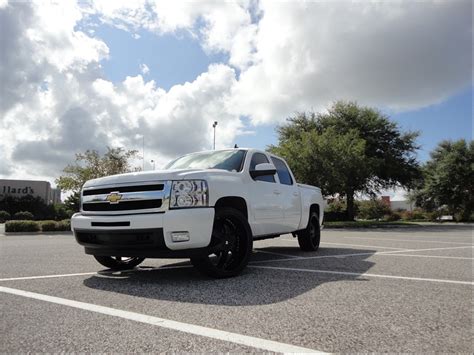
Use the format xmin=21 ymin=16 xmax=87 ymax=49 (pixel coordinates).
xmin=3 ymin=231 xmax=73 ymax=236
xmin=324 ymin=225 xmax=421 ymax=230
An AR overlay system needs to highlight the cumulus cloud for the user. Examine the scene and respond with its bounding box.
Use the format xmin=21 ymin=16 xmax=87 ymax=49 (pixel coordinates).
xmin=0 ymin=0 xmax=471 ymax=183
xmin=87 ymin=0 xmax=472 ymax=122
xmin=88 ymin=0 xmax=257 ymax=69
xmin=0 ymin=1 xmax=245 ymax=180
xmin=231 ymin=0 xmax=473 ymax=123
xmin=0 ymin=1 xmax=110 ymax=179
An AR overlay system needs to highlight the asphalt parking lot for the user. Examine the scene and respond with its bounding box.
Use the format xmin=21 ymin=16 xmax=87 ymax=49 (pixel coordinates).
xmin=1 ymin=225 xmax=472 ymax=353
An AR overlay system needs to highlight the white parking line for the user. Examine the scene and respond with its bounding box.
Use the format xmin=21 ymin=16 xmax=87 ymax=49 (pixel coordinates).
xmin=272 ymin=238 xmax=407 ymax=250
xmin=255 ymin=250 xmax=304 ymax=259
xmin=251 ymin=245 xmax=474 ymax=264
xmin=250 ymin=265 xmax=474 ymax=286
xmin=0 ymin=272 xmax=98 ymax=282
xmin=382 ymin=245 xmax=474 ymax=254
xmin=378 ymin=254 xmax=473 ymax=261
xmin=0 ymin=286 xmax=325 ymax=354
xmin=340 ymin=235 xmax=473 ymax=245
xmin=0 ymin=265 xmax=194 ymax=282
xmin=2 ymin=246 xmax=471 ymax=283
xmin=321 ymin=242 xmax=406 ymax=250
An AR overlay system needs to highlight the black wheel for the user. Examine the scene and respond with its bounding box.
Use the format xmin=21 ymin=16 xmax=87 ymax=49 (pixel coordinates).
xmin=297 ymin=212 xmax=321 ymax=251
xmin=191 ymin=207 xmax=253 ymax=278
xmin=93 ymin=255 xmax=145 ymax=270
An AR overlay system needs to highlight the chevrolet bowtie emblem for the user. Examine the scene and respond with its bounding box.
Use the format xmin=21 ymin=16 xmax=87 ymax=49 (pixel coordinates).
xmin=106 ymin=192 xmax=122 ymax=204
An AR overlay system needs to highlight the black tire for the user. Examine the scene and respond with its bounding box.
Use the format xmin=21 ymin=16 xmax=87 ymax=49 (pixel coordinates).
xmin=191 ymin=207 xmax=253 ymax=278
xmin=297 ymin=212 xmax=321 ymax=251
xmin=93 ymin=255 xmax=145 ymax=270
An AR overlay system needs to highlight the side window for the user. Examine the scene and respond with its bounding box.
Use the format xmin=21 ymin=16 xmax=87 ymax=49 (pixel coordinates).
xmin=250 ymin=153 xmax=275 ymax=183
xmin=271 ymin=157 xmax=293 ymax=185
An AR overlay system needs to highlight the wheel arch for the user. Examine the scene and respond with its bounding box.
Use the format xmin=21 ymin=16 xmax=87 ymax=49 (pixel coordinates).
xmin=214 ymin=196 xmax=248 ymax=220
xmin=309 ymin=203 xmax=322 ymax=227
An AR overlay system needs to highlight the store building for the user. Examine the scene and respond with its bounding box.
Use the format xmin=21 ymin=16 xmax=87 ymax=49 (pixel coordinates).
xmin=0 ymin=179 xmax=61 ymax=204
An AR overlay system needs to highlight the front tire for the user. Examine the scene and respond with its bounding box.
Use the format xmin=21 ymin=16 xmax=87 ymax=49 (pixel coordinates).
xmin=93 ymin=256 xmax=145 ymax=270
xmin=191 ymin=207 xmax=253 ymax=278
xmin=297 ymin=212 xmax=321 ymax=251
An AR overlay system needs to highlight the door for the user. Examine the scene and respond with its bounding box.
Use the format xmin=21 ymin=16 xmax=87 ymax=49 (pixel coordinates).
xmin=247 ymin=152 xmax=284 ymax=235
xmin=271 ymin=156 xmax=302 ymax=231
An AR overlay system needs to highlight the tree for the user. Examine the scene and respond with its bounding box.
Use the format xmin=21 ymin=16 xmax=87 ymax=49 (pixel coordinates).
xmin=269 ymin=101 xmax=420 ymax=220
xmin=56 ymin=147 xmax=141 ymax=210
xmin=411 ymin=139 xmax=473 ymax=221
xmin=0 ymin=195 xmax=54 ymax=220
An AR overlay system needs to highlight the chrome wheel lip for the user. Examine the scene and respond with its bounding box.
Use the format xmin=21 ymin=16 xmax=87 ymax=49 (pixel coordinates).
xmin=112 ymin=256 xmax=141 ymax=264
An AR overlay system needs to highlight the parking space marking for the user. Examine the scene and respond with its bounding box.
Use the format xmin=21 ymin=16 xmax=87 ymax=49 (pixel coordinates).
xmin=0 ymin=272 xmax=98 ymax=282
xmin=0 ymin=265 xmax=194 ymax=282
xmin=381 ymin=245 xmax=474 ymax=254
xmin=340 ymin=236 xmax=473 ymax=245
xmin=321 ymin=242 xmax=407 ymax=250
xmin=0 ymin=286 xmax=326 ymax=354
xmin=273 ymin=238 xmax=408 ymax=250
xmin=255 ymin=250 xmax=304 ymax=259
xmin=378 ymin=253 xmax=473 ymax=260
xmin=1 ymin=246 xmax=471 ymax=283
xmin=251 ymin=245 xmax=474 ymax=264
xmin=250 ymin=265 xmax=474 ymax=286
xmin=251 ymin=251 xmax=378 ymax=264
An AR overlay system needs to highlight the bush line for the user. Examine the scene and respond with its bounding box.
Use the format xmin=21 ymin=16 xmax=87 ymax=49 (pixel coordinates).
xmin=5 ymin=219 xmax=71 ymax=233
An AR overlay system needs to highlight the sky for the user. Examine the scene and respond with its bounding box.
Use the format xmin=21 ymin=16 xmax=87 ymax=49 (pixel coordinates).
xmin=0 ymin=0 xmax=472 ymax=200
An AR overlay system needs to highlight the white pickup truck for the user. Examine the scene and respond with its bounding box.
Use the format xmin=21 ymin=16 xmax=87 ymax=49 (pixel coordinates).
xmin=72 ymin=148 xmax=324 ymax=278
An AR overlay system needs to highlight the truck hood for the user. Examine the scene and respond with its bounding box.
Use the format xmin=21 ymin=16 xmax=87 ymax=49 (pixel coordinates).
xmin=83 ymin=169 xmax=235 ymax=188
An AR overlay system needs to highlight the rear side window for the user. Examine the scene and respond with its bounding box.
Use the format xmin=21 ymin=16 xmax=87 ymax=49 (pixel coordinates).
xmin=271 ymin=157 xmax=293 ymax=185
xmin=250 ymin=153 xmax=275 ymax=183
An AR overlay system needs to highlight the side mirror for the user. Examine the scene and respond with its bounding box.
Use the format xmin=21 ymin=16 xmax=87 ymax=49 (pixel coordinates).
xmin=250 ymin=163 xmax=277 ymax=178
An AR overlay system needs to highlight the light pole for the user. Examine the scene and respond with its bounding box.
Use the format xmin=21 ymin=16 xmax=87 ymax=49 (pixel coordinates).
xmin=150 ymin=159 xmax=155 ymax=170
xmin=212 ymin=121 xmax=218 ymax=150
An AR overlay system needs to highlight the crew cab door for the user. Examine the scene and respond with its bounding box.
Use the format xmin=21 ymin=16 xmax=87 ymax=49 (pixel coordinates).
xmin=271 ymin=156 xmax=302 ymax=231
xmin=247 ymin=152 xmax=284 ymax=235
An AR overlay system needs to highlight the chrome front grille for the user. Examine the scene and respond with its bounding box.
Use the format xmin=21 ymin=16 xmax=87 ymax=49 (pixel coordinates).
xmin=81 ymin=181 xmax=171 ymax=214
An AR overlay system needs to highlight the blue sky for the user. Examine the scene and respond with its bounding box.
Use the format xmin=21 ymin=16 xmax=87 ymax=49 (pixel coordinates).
xmin=94 ymin=25 xmax=228 ymax=91
xmin=96 ymin=24 xmax=472 ymax=163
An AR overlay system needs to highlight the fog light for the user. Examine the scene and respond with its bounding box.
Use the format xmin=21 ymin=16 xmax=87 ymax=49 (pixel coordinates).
xmin=171 ymin=231 xmax=190 ymax=242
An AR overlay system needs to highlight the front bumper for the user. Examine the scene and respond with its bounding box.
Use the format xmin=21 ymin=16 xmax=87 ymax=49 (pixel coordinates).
xmin=71 ymin=208 xmax=215 ymax=258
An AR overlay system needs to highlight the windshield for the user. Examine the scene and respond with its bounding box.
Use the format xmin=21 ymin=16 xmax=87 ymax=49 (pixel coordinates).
xmin=164 ymin=150 xmax=246 ymax=172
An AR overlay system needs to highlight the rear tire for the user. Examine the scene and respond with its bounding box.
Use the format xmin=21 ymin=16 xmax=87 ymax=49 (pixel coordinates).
xmin=297 ymin=212 xmax=321 ymax=251
xmin=191 ymin=207 xmax=253 ymax=278
xmin=93 ymin=256 xmax=145 ymax=270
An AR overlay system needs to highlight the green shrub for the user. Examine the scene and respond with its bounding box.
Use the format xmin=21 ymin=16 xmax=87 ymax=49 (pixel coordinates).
xmin=424 ymin=211 xmax=440 ymax=221
xmin=324 ymin=211 xmax=348 ymax=222
xmin=53 ymin=204 xmax=74 ymax=220
xmin=56 ymin=219 xmax=71 ymax=231
xmin=5 ymin=220 xmax=40 ymax=232
xmin=400 ymin=209 xmax=425 ymax=221
xmin=40 ymin=220 xmax=59 ymax=232
xmin=411 ymin=209 xmax=426 ymax=220
xmin=13 ymin=211 xmax=35 ymax=220
xmin=357 ymin=199 xmax=391 ymax=220
xmin=326 ymin=200 xmax=347 ymax=213
xmin=325 ymin=199 xmax=360 ymax=221
xmin=383 ymin=212 xmax=401 ymax=222
xmin=0 ymin=195 xmax=55 ymax=220
xmin=0 ymin=210 xmax=11 ymax=223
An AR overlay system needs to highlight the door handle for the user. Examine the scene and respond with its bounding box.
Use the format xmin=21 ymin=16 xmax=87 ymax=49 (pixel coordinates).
xmin=293 ymin=192 xmax=299 ymax=196
xmin=273 ymin=190 xmax=281 ymax=195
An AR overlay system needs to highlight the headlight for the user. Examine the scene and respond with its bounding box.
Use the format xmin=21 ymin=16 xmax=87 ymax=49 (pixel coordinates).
xmin=170 ymin=180 xmax=209 ymax=208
